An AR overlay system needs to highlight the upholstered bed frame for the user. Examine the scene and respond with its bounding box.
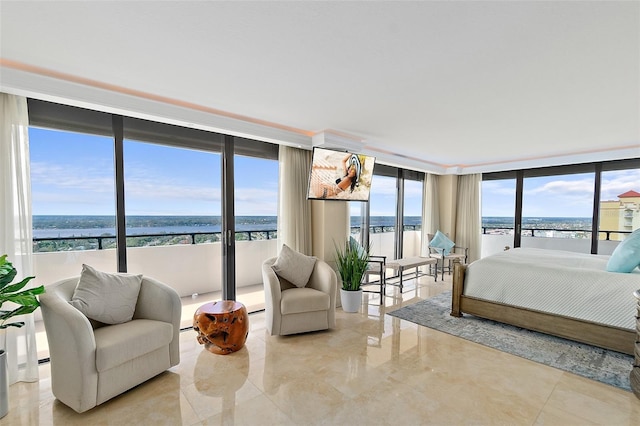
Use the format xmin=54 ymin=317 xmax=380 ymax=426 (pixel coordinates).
xmin=451 ymin=263 xmax=635 ymax=355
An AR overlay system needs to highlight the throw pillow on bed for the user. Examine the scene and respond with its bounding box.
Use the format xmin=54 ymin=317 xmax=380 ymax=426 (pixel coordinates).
xmin=606 ymin=228 xmax=640 ymax=273
xmin=430 ymin=230 xmax=455 ymax=256
xmin=69 ymin=264 xmax=143 ymax=324
xmin=272 ymin=244 xmax=317 ymax=288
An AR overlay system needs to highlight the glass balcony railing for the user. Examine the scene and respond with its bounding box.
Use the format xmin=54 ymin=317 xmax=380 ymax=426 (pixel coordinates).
xmin=35 ymin=225 xmax=421 ymax=253
xmin=33 ymin=230 xmax=278 ymax=252
xmin=31 ymin=227 xmax=423 ymax=296
xmin=480 ymin=229 xmax=625 ymax=258
xmin=482 ymin=226 xmax=630 ymax=241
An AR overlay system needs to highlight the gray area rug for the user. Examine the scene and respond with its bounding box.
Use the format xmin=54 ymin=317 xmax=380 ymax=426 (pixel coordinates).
xmin=388 ymin=291 xmax=634 ymax=391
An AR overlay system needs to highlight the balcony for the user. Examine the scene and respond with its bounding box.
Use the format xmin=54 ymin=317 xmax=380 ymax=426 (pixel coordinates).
xmin=31 ymin=228 xmax=423 ymax=360
xmin=480 ymin=227 xmax=624 ymax=258
xmin=30 ymin=226 xmax=624 ymax=361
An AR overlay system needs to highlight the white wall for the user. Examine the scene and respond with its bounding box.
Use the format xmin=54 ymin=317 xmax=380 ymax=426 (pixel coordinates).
xmin=33 ymin=239 xmax=278 ymax=298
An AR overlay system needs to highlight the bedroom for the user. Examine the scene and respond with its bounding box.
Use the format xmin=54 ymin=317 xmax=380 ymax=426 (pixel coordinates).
xmin=1 ymin=1 xmax=639 ymax=424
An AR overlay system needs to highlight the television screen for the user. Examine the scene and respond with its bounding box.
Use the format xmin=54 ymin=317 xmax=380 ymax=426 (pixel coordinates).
xmin=307 ymin=147 xmax=376 ymax=201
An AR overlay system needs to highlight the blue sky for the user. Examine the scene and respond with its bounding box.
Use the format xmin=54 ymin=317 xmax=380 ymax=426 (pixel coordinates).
xmin=29 ymin=127 xmax=279 ymax=216
xmin=29 ymin=127 xmax=638 ymax=218
xmin=482 ymin=169 xmax=640 ymax=217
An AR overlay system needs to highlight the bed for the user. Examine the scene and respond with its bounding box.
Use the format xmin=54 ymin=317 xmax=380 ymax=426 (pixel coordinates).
xmin=451 ymin=248 xmax=640 ymax=355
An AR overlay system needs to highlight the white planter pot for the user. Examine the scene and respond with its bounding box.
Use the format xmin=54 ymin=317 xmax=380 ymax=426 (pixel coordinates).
xmin=340 ymin=289 xmax=362 ymax=313
xmin=0 ymin=350 xmax=7 ymax=418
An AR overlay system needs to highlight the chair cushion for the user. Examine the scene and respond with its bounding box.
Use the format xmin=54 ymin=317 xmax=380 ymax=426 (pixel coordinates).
xmin=280 ymin=287 xmax=330 ymax=315
xmin=70 ymin=264 xmax=142 ymax=324
xmin=94 ymin=319 xmax=173 ymax=372
xmin=272 ymin=244 xmax=317 ymax=288
xmin=430 ymin=230 xmax=455 ymax=256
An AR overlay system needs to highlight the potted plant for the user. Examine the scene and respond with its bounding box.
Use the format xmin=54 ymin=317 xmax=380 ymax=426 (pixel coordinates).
xmin=0 ymin=254 xmax=44 ymax=418
xmin=335 ymin=238 xmax=370 ymax=313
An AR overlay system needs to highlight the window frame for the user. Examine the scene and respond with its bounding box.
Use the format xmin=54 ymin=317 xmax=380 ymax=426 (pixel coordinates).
xmin=482 ymin=158 xmax=640 ymax=253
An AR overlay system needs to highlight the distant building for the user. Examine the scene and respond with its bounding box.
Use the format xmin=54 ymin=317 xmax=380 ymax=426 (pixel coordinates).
xmin=599 ymin=190 xmax=640 ymax=240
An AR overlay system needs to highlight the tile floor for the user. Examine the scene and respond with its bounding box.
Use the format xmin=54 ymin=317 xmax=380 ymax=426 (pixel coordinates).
xmin=8 ymin=274 xmax=640 ymax=425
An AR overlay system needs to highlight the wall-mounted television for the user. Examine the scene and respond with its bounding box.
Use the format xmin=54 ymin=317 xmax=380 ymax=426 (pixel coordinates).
xmin=307 ymin=147 xmax=376 ymax=201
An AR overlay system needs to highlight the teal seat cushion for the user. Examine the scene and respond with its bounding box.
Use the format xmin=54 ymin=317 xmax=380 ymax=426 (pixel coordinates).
xmin=430 ymin=230 xmax=455 ymax=256
xmin=606 ymin=228 xmax=640 ymax=273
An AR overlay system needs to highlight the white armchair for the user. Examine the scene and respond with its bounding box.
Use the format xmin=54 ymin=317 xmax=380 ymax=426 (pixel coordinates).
xmin=39 ymin=276 xmax=181 ymax=413
xmin=262 ymin=257 xmax=337 ymax=336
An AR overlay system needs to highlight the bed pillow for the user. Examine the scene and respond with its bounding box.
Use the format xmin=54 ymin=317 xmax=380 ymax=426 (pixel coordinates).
xmin=69 ymin=264 xmax=143 ymax=324
xmin=606 ymin=229 xmax=640 ymax=273
xmin=272 ymin=244 xmax=317 ymax=288
xmin=430 ymin=230 xmax=455 ymax=256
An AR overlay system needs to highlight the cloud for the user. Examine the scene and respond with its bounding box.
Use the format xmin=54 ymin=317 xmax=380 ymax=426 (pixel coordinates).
xmin=31 ymin=159 xmax=280 ymax=215
xmin=526 ymin=177 xmax=594 ymax=196
xmin=482 ymin=180 xmax=516 ymax=196
xmin=601 ymin=169 xmax=640 ymax=200
xmin=126 ymin=179 xmax=221 ymax=202
xmin=482 ymin=169 xmax=640 ymax=217
xmin=234 ymin=187 xmax=278 ymax=215
xmin=31 ymin=162 xmax=114 ymax=194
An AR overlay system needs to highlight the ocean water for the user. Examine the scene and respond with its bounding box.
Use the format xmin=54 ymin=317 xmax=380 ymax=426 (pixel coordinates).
xmin=32 ymin=215 xmax=589 ymax=238
xmin=32 ymin=215 xmax=277 ymax=238
xmin=483 ymin=216 xmax=591 ymax=230
xmin=32 ymin=215 xmax=421 ymax=238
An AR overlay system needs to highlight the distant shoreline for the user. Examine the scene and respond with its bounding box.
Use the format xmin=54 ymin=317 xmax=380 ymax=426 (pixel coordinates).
xmin=32 ymin=215 xmax=591 ymax=238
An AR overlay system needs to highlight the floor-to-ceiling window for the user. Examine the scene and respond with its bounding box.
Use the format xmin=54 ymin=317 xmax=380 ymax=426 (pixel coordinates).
xmin=481 ymin=175 xmax=516 ymax=257
xmin=122 ymin=135 xmax=222 ymax=299
xmin=598 ymin=164 xmax=640 ymax=254
xmin=28 ymin=98 xmax=279 ymax=310
xmin=368 ymin=174 xmax=397 ymax=260
xmin=30 ymin=128 xmax=117 ymax=253
xmin=29 ymin=104 xmax=118 ymax=283
xmin=233 ymin=152 xmax=279 ymax=310
xmin=402 ymin=176 xmax=423 ymax=257
xmin=482 ymin=159 xmax=640 ymax=256
xmin=349 ymin=201 xmax=364 ymax=243
xmin=353 ymin=165 xmax=425 ymax=261
xmin=521 ymin=171 xmax=594 ymax=253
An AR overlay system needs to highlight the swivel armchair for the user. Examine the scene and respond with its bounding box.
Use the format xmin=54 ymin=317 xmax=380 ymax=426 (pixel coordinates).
xmin=40 ymin=275 xmax=181 ymax=413
xmin=262 ymin=257 xmax=336 ymax=336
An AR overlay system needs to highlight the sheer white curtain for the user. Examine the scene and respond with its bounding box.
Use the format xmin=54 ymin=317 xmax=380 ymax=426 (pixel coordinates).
xmin=455 ymin=173 xmax=482 ymax=263
xmin=420 ymin=173 xmax=440 ymax=256
xmin=277 ymin=145 xmax=313 ymax=255
xmin=0 ymin=93 xmax=39 ymax=384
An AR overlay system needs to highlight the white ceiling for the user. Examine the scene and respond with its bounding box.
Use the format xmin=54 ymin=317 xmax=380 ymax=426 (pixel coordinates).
xmin=1 ymin=1 xmax=639 ymax=174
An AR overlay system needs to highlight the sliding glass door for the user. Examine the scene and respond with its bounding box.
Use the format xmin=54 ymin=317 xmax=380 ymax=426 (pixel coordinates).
xmin=29 ymin=124 xmax=118 ymax=282
xmin=402 ymin=178 xmax=423 ymax=257
xmin=368 ymin=174 xmax=397 ymax=260
xmin=233 ymin=154 xmax=279 ymax=312
xmin=28 ymin=99 xmax=281 ymax=316
xmin=122 ymin=138 xmax=222 ymax=303
xmin=521 ymin=172 xmax=594 ymax=253
xmin=482 ymin=159 xmax=640 ymax=256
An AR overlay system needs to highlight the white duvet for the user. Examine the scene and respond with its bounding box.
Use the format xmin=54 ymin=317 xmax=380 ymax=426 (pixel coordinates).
xmin=464 ymin=248 xmax=640 ymax=330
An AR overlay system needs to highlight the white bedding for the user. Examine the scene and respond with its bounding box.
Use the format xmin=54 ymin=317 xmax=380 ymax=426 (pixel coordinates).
xmin=464 ymin=248 xmax=640 ymax=330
